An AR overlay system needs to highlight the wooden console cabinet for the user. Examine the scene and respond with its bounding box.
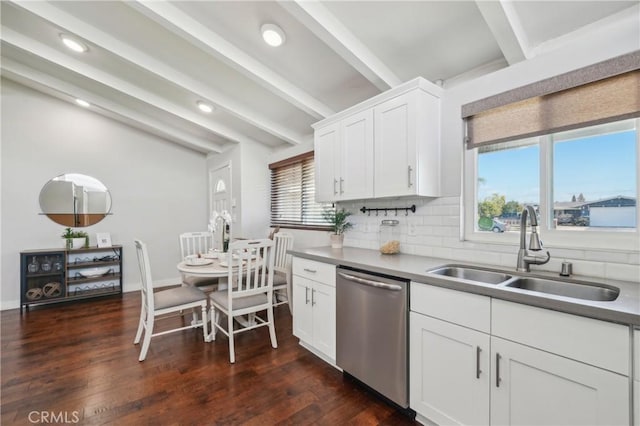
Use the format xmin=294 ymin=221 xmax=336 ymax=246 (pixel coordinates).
xmin=20 ymin=245 xmax=122 ymax=311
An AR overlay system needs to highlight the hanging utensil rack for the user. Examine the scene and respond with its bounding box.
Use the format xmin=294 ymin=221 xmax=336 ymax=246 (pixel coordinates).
xmin=359 ymin=204 xmax=416 ymax=216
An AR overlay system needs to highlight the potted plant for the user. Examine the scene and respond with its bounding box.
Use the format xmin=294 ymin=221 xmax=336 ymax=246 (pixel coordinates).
xmin=62 ymin=227 xmax=88 ymax=249
xmin=322 ymin=208 xmax=353 ymax=249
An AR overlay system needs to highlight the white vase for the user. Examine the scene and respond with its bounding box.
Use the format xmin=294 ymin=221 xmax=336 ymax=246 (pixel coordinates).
xmin=71 ymin=238 xmax=86 ymax=249
xmin=330 ymin=234 xmax=344 ymax=249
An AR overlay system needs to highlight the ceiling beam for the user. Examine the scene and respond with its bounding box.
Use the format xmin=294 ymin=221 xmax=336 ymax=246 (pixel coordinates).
xmin=280 ymin=0 xmax=402 ymax=91
xmin=128 ymin=0 xmax=334 ymax=120
xmin=10 ymin=0 xmax=305 ymax=145
xmin=475 ymin=0 xmax=529 ymax=65
xmin=2 ymin=58 xmax=225 ymax=154
xmin=1 ymin=27 xmax=261 ymax=148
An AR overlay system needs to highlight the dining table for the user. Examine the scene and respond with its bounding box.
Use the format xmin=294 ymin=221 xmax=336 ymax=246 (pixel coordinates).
xmin=177 ymin=252 xmax=263 ymax=284
xmin=177 ymin=257 xmax=231 ymax=281
xmin=177 ymin=253 xmax=263 ymax=333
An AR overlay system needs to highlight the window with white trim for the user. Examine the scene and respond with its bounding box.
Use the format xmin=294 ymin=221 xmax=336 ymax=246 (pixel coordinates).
xmin=270 ymin=152 xmax=333 ymax=230
xmin=462 ymin=53 xmax=639 ymax=251
xmin=465 ymin=119 xmax=639 ymax=250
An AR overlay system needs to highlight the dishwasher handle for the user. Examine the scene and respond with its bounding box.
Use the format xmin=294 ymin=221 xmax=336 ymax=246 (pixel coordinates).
xmin=338 ymin=271 xmax=403 ymax=291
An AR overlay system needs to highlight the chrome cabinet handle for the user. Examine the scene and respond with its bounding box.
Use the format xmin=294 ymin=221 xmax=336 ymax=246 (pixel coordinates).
xmin=476 ymin=346 xmax=482 ymax=379
xmin=339 ymin=178 xmax=344 ymax=194
xmin=305 ymin=287 xmax=309 ymax=304
xmin=311 ymin=289 xmax=316 ymax=306
xmin=496 ymin=353 xmax=502 ymax=387
xmin=303 ymin=268 xmax=316 ymax=273
xmin=407 ymin=165 xmax=413 ymax=188
xmin=333 ymin=179 xmax=338 ymax=195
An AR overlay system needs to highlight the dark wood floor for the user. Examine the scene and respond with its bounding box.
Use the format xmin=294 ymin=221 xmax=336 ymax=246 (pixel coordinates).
xmin=1 ymin=292 xmax=417 ymax=425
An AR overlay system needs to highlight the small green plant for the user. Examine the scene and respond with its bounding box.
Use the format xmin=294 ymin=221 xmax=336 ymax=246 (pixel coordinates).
xmin=61 ymin=227 xmax=89 ymax=247
xmin=322 ymin=208 xmax=353 ymax=235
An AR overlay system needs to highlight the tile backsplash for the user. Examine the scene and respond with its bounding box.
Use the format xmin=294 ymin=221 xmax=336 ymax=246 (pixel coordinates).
xmin=340 ymin=196 xmax=640 ymax=283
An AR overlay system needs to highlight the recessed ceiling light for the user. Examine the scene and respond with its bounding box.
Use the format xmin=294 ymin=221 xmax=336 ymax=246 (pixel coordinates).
xmin=75 ymin=99 xmax=90 ymax=107
xmin=261 ymin=23 xmax=285 ymax=47
xmin=197 ymin=101 xmax=214 ymax=113
xmin=60 ymin=34 xmax=88 ymax=53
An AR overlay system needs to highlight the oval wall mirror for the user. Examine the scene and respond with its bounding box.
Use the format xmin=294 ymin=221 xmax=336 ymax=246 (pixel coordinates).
xmin=39 ymin=173 xmax=112 ymax=227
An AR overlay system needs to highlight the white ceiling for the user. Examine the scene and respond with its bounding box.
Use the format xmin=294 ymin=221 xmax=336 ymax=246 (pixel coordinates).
xmin=1 ymin=1 xmax=637 ymax=154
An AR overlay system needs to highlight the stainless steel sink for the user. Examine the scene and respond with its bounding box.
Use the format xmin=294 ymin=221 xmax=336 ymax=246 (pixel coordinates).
xmin=428 ymin=266 xmax=513 ymax=285
xmin=504 ymin=277 xmax=620 ymax=302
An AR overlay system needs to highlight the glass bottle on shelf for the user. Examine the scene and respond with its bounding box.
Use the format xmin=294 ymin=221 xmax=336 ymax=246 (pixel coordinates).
xmin=40 ymin=256 xmax=52 ymax=273
xmin=27 ymin=256 xmax=40 ymax=273
xmin=379 ymin=219 xmax=401 ymax=254
xmin=52 ymin=256 xmax=63 ymax=272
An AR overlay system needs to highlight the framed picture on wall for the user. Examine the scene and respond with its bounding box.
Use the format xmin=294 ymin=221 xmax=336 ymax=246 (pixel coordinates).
xmin=96 ymin=233 xmax=112 ymax=248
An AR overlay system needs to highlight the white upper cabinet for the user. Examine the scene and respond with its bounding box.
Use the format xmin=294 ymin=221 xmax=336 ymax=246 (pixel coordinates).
xmin=313 ymin=77 xmax=442 ymax=202
xmin=374 ymin=89 xmax=440 ymax=198
xmin=314 ymin=122 xmax=340 ymax=202
xmin=314 ymin=110 xmax=374 ymax=202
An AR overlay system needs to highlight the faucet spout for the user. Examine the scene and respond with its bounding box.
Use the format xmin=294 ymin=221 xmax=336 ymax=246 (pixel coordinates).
xmin=517 ymin=205 xmax=551 ymax=272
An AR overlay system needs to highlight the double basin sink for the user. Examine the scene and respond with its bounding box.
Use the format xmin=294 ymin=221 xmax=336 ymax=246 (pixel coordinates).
xmin=428 ymin=265 xmax=620 ymax=302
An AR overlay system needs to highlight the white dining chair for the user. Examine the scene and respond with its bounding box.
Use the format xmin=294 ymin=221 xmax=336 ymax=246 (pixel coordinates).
xmin=179 ymin=231 xmax=218 ymax=292
xmin=272 ymin=232 xmax=294 ymax=314
xmin=133 ymin=240 xmax=209 ymax=361
xmin=208 ymin=238 xmax=277 ymax=363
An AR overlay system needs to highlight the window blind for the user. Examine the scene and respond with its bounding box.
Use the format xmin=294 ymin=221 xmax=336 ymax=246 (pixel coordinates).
xmin=270 ymin=152 xmax=332 ymax=229
xmin=463 ymin=51 xmax=640 ymax=149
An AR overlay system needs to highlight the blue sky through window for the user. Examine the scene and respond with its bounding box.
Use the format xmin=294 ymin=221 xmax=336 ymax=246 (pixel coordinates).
xmin=478 ymin=129 xmax=636 ymax=204
xmin=554 ymin=130 xmax=636 ymax=202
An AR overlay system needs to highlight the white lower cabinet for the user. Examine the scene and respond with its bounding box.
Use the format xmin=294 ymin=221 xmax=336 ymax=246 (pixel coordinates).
xmin=410 ymin=283 xmax=630 ymax=426
xmin=634 ymin=328 xmax=639 ymax=426
xmin=491 ymin=336 xmax=629 ymax=426
xmin=410 ymin=313 xmax=490 ymax=425
xmin=292 ymin=258 xmax=336 ymax=363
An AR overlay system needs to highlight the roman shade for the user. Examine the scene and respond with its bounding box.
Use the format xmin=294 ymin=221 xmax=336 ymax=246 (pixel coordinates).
xmin=463 ymin=51 xmax=640 ymax=149
xmin=270 ymin=151 xmax=330 ymax=229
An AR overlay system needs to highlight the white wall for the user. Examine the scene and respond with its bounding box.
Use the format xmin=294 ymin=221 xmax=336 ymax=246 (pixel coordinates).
xmin=1 ymin=79 xmax=209 ymax=309
xmin=239 ymin=141 xmax=272 ymax=239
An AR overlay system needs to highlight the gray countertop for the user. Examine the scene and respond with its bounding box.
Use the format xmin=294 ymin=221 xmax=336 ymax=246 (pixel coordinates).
xmin=289 ymin=246 xmax=640 ymax=326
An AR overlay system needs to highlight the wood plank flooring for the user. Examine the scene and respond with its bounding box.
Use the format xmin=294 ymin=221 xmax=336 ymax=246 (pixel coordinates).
xmin=1 ymin=292 xmax=417 ymax=425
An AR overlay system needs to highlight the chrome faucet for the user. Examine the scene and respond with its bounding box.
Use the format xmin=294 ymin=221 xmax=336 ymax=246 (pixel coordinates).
xmin=516 ymin=205 xmax=551 ymax=272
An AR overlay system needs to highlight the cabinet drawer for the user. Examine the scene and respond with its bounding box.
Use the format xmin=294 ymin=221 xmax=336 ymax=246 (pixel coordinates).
xmin=293 ymin=257 xmax=336 ymax=286
xmin=411 ymin=283 xmax=490 ymax=333
xmin=492 ymin=299 xmax=629 ymax=375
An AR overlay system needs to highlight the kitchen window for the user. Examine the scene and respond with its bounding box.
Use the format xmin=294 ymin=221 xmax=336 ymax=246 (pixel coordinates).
xmin=270 ymin=152 xmax=333 ymax=230
xmin=462 ymin=53 xmax=639 ymax=251
xmin=464 ymin=118 xmax=639 ymax=251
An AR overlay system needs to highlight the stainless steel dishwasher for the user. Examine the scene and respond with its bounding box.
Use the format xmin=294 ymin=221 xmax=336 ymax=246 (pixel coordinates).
xmin=336 ymin=266 xmax=409 ymax=408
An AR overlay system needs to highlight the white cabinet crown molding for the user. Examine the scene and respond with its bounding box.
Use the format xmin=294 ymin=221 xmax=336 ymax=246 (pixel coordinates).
xmin=311 ymin=76 xmax=443 ymax=130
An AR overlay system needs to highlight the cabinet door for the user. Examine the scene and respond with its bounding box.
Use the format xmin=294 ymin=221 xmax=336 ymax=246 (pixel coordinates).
xmin=491 ymin=336 xmax=629 ymax=426
xmin=634 ymin=328 xmax=639 ymax=426
xmin=311 ymin=281 xmax=336 ymax=361
xmin=314 ymin=123 xmax=340 ymax=202
xmin=292 ymin=276 xmax=314 ymax=344
xmin=340 ymin=109 xmax=374 ymax=200
xmin=410 ymin=313 xmax=490 ymax=426
xmin=374 ymin=92 xmax=417 ymax=198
